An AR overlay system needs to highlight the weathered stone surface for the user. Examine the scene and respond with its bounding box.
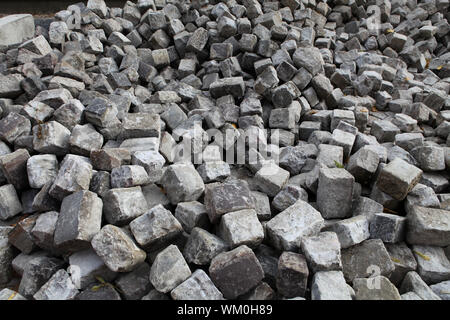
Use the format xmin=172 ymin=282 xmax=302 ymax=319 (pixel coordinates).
xmin=266 ymin=200 xmax=324 ymax=251
xmin=91 ymin=224 xmax=146 ymax=273
xmin=218 ymin=209 xmax=264 ymax=248
xmin=130 ymin=204 xmax=183 ymax=250
xmin=0 ymin=14 xmax=34 ymax=46
xmin=412 ymin=245 xmax=450 ymax=285
xmin=27 ymin=154 xmax=58 ymax=189
xmin=171 ymin=269 xmax=223 ymax=300
xmin=406 ymin=206 xmax=450 ymax=247
xmin=209 ymin=245 xmax=264 ymax=299
xmin=376 ymin=158 xmax=422 ymax=201
xmin=0 ymin=148 xmax=30 ymax=190
xmin=385 ymin=242 xmax=418 ymax=286
xmin=68 ymin=248 xmax=117 ymax=290
xmin=184 ymin=227 xmax=228 ymax=266
xmin=204 ymin=178 xmax=254 ymax=223
xmin=49 ymin=154 xmax=93 ymax=201
xmin=161 ymin=162 xmax=205 ymax=205
xmin=341 ymin=239 xmax=395 ymax=282
xmin=149 ymin=244 xmax=191 ymax=293
xmin=311 ymin=271 xmax=352 ymax=300
xmin=353 ymin=276 xmax=401 ymax=300
xmin=114 ymin=262 xmax=151 ymax=300
xmin=18 ymin=256 xmax=64 ymax=299
xmin=276 ymin=251 xmax=309 ymax=298
xmin=301 ymin=232 xmax=342 ymax=272
xmin=103 ymin=186 xmax=148 ymax=226
xmin=0 ymin=184 xmax=22 ymax=220
xmin=174 ymin=201 xmax=209 ymax=233
xmin=400 ymin=271 xmax=441 ymax=300
xmin=33 ymin=269 xmax=79 ymax=300
xmin=54 ymin=190 xmax=103 ymax=252
xmin=317 ymin=168 xmax=354 ymax=219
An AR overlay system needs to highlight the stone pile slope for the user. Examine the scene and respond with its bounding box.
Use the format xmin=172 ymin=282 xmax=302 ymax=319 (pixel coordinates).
xmin=0 ymin=0 xmax=449 ymax=300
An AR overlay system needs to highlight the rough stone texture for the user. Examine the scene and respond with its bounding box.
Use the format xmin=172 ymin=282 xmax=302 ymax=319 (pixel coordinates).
xmin=184 ymin=227 xmax=229 ymax=266
xmin=311 ymin=271 xmax=352 ymax=300
xmin=0 ymin=14 xmax=34 ymax=46
xmin=54 ymin=190 xmax=103 ymax=252
xmin=209 ymin=245 xmax=264 ymax=299
xmin=353 ymin=276 xmax=401 ymax=300
xmin=218 ymin=209 xmax=264 ymax=248
xmin=376 ymin=158 xmax=423 ymax=201
xmin=406 ymin=206 xmax=450 ymax=247
xmin=91 ymin=225 xmax=146 ymax=273
xmin=130 ymin=204 xmax=183 ymax=250
xmin=149 ymin=244 xmax=191 ymax=293
xmin=161 ymin=162 xmax=205 ymax=205
xmin=33 ymin=269 xmax=79 ymax=300
xmin=341 ymin=239 xmax=395 ymax=283
xmin=171 ymin=269 xmax=224 ymax=300
xmin=400 ymin=271 xmax=441 ymax=300
xmin=301 ymin=232 xmax=342 ymax=272
xmin=103 ymin=186 xmax=148 ymax=226
xmin=266 ymin=200 xmax=324 ymax=251
xmin=317 ymin=168 xmax=354 ymax=219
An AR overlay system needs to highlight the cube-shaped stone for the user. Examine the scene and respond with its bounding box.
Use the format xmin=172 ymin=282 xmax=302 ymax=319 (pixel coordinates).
xmin=266 ymin=200 xmax=324 ymax=251
xmin=174 ymin=201 xmax=209 ymax=233
xmin=161 ymin=162 xmax=205 ymax=205
xmin=33 ymin=121 xmax=71 ymax=156
xmin=130 ymin=204 xmax=183 ymax=250
xmin=317 ymin=168 xmax=354 ymax=219
xmin=325 ymin=216 xmax=370 ymax=249
xmin=0 ymin=148 xmax=30 ymax=190
xmin=26 ymin=154 xmax=58 ymax=189
xmin=183 ymin=226 xmax=228 ymax=265
xmin=54 ymin=190 xmax=103 ymax=252
xmin=370 ymin=213 xmax=406 ymax=243
xmin=149 ymin=245 xmax=191 ymax=293
xmin=110 ymin=165 xmax=149 ymax=188
xmin=92 ymin=224 xmax=147 ymax=273
xmin=171 ymin=269 xmax=224 ymax=300
xmin=341 ymin=239 xmax=395 ymax=282
xmin=301 ymin=232 xmax=342 ymax=272
xmin=406 ymin=206 xmax=450 ymax=247
xmin=0 ymin=184 xmax=22 ymax=220
xmin=255 ymin=163 xmax=290 ymax=197
xmin=103 ymin=186 xmax=148 ymax=226
xmin=209 ymin=245 xmax=264 ymax=299
xmin=121 ymin=113 xmax=160 ymax=139
xmin=218 ymin=209 xmax=264 ymax=248
xmin=204 ymin=178 xmax=254 ymax=223
xmin=49 ymin=154 xmax=93 ymax=201
xmin=69 ymin=124 xmax=104 ymax=156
